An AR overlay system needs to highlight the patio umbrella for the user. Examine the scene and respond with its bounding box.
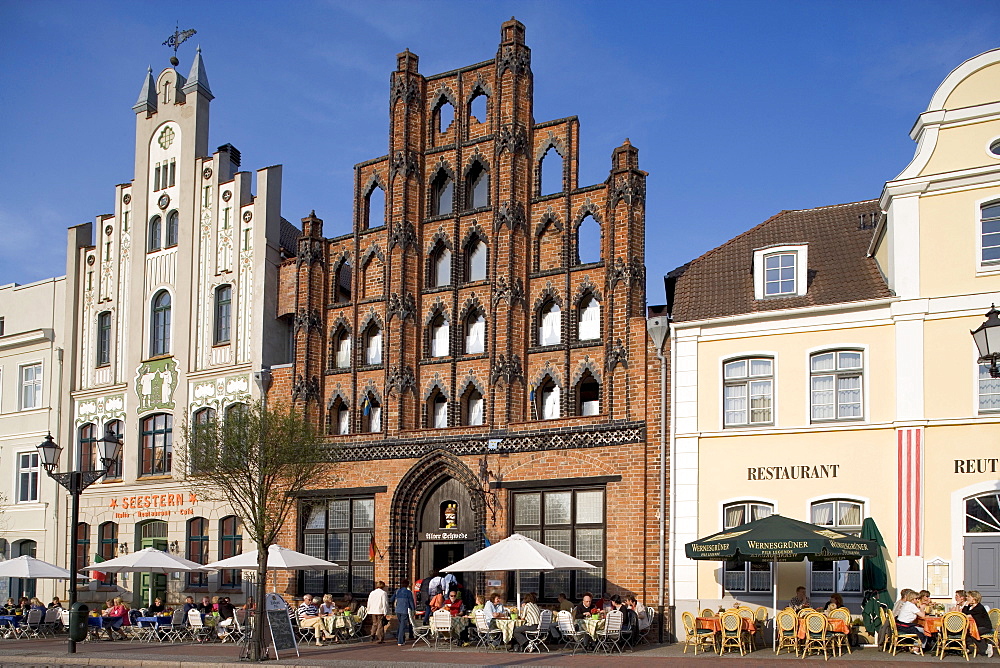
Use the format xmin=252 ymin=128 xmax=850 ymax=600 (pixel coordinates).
xmin=860 ymin=517 xmax=893 ymax=634
xmin=442 ymin=533 xmax=595 ymax=607
xmin=78 ymin=547 xmax=214 ymax=606
xmin=0 ymin=555 xmax=76 ymax=579
xmin=203 ymin=544 xmax=342 ymax=571
xmin=685 ymin=514 xmax=878 ymax=643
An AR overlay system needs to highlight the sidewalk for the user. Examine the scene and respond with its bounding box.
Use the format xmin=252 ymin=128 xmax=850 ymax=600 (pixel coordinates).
xmin=0 ymin=638 xmax=993 ymax=667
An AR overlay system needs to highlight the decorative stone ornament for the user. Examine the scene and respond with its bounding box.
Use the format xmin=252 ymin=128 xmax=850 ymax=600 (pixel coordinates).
xmin=157 ymin=126 xmax=175 ymax=150
xmin=122 ymin=193 xmax=131 ymax=205
xmin=222 ymin=190 xmax=232 ymax=202
xmin=242 ymin=210 xmax=252 ymax=223
xmin=157 ymin=193 xmax=170 ymax=210
xmin=203 ymin=167 xmax=213 ymax=180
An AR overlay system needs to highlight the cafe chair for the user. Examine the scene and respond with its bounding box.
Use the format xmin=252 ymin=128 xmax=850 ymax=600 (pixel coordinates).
xmin=828 ymin=607 xmax=852 ymax=656
xmin=774 ymin=609 xmax=799 ymax=656
xmin=187 ymin=609 xmax=212 ymax=643
xmin=408 ymin=608 xmax=432 ymax=648
xmin=474 ymin=610 xmax=503 ymax=651
xmin=937 ymin=611 xmax=975 ymax=661
xmin=431 ymin=609 xmax=455 ymax=649
xmin=635 ymin=609 xmax=654 ymax=645
xmin=162 ymin=609 xmax=191 ymax=642
xmin=752 ymin=606 xmax=768 ymax=648
xmin=524 ymin=609 xmax=552 ymax=653
xmin=719 ymin=610 xmax=749 ymax=656
xmin=681 ymin=611 xmax=717 ymax=655
xmin=347 ymin=605 xmax=367 ymax=642
xmin=23 ymin=609 xmax=44 ymax=638
xmin=878 ymin=605 xmax=893 ymax=652
xmin=800 ymin=612 xmax=834 ymax=660
xmin=885 ymin=614 xmax=922 ymax=656
xmin=699 ymin=608 xmax=715 ymax=618
xmin=595 ymin=609 xmax=624 ymax=654
xmin=986 ymin=609 xmax=1000 ymax=654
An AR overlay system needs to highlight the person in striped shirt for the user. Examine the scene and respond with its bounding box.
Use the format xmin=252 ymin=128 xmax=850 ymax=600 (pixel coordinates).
xmin=297 ymin=594 xmax=327 ymax=645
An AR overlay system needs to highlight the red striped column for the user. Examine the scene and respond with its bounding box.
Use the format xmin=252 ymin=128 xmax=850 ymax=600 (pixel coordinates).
xmin=897 ymin=427 xmax=923 ymax=557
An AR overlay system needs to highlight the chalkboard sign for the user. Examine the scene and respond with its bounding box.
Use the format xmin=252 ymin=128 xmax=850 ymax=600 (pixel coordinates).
xmin=265 ymin=593 xmax=298 ymax=658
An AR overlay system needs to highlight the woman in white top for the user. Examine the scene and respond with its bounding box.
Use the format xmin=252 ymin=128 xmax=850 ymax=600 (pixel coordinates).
xmin=894 ymin=590 xmax=929 ymax=651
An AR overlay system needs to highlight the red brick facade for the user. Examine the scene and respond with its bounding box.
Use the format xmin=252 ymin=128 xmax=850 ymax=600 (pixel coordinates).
xmin=269 ymin=19 xmax=662 ymax=609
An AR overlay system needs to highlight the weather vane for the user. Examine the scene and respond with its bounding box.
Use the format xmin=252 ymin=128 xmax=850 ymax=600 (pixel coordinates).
xmin=163 ymin=24 xmax=197 ymax=67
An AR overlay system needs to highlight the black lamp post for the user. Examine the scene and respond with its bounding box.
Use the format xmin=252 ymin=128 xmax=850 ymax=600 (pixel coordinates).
xmin=37 ymin=426 xmax=122 ymax=654
xmin=971 ymin=304 xmax=1000 ymax=379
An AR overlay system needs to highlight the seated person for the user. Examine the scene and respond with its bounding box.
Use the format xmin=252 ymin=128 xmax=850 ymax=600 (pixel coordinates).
xmin=894 ymin=590 xmax=930 ymax=652
xmin=29 ymin=597 xmax=47 ymax=613
xmin=557 ymin=593 xmax=573 ymax=613
xmin=483 ymin=593 xmax=507 ymax=626
xmin=571 ymin=593 xmax=594 ymax=619
xmin=182 ymin=595 xmax=198 ymax=615
xmin=444 ymin=590 xmax=464 ymax=616
xmin=319 ymin=594 xmax=337 ymax=616
xmin=511 ymin=593 xmax=541 ymax=650
xmin=49 ymin=597 xmax=64 ymax=609
xmin=627 ymin=595 xmax=650 ymax=631
xmin=892 ymin=588 xmax=913 ymax=618
xmin=196 ymin=596 xmax=214 ymax=616
xmin=103 ymin=597 xmax=130 ymax=641
xmin=824 ymin=592 xmax=844 ymax=613
xmin=217 ymin=597 xmax=236 ymax=638
xmin=614 ymin=596 xmax=639 ymax=644
xmin=148 ymin=597 xmax=166 ymax=614
xmin=242 ymin=596 xmax=256 ymax=611
xmin=428 ymin=590 xmax=446 ymax=613
xmin=789 ymin=586 xmax=810 ymax=611
xmin=961 ymin=590 xmax=994 ymax=657
xmin=950 ymin=589 xmax=967 ymax=613
xmin=297 ymin=594 xmax=328 ymax=646
xmin=916 ymin=590 xmax=932 ymax=615
xmin=340 ymin=592 xmax=359 ymax=614
xmin=470 ymin=594 xmax=486 ymax=614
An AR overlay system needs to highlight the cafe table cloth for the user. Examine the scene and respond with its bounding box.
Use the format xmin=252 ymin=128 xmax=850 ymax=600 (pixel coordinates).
xmin=923 ymin=616 xmax=981 ymax=640
xmin=494 ymin=618 xmax=518 ymax=643
xmin=323 ymin=613 xmax=360 ymax=636
xmin=698 ymin=616 xmax=757 ymax=635
xmin=576 ymin=617 xmax=604 ymax=640
xmin=795 ymin=616 xmax=851 ymax=640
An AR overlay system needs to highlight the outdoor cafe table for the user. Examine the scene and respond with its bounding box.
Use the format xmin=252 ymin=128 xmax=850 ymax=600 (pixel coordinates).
xmin=698 ymin=616 xmax=756 ymax=635
xmin=494 ymin=618 xmax=518 ymax=643
xmin=136 ymin=616 xmax=173 ymax=641
xmin=576 ymin=616 xmax=605 ymax=640
xmin=922 ymin=616 xmax=981 ymax=640
xmin=323 ymin=613 xmax=360 ymax=638
xmin=0 ymin=615 xmax=21 ymax=638
xmin=795 ymin=616 xmax=851 ymax=640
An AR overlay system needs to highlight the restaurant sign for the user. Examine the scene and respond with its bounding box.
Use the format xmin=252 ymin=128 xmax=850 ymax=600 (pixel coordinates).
xmin=422 ymin=532 xmax=469 ymax=541
xmin=954 ymin=459 xmax=999 ymax=473
xmin=748 ymin=465 xmax=840 ymax=481
xmin=107 ymin=492 xmax=199 ymax=519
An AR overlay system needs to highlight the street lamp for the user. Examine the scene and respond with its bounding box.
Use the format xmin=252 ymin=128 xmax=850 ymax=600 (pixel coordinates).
xmin=971 ymin=304 xmax=1000 ymax=379
xmin=37 ymin=425 xmax=122 ymax=654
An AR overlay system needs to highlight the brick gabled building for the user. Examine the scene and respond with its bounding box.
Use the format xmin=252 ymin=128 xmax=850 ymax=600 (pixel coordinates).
xmin=273 ymin=19 xmax=662 ymax=608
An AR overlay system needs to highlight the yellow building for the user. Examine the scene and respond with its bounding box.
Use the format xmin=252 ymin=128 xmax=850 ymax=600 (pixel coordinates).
xmin=666 ymin=48 xmax=1000 ymax=626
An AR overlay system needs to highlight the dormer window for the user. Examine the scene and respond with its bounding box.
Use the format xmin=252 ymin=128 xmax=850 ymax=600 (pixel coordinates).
xmin=753 ymin=244 xmax=809 ymax=299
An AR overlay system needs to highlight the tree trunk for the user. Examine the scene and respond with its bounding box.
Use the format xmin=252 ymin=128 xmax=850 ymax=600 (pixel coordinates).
xmin=250 ymin=545 xmax=268 ymax=661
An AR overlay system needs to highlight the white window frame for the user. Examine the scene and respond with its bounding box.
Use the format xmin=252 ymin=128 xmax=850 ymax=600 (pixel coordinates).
xmin=18 ymin=361 xmax=43 ymax=411
xmin=336 ymin=404 xmax=350 ymax=435
xmin=578 ymin=296 xmax=600 ymax=341
xmin=978 ymin=360 xmax=1000 ymax=414
xmin=809 ymin=349 xmax=865 ymax=422
xmin=467 ymin=240 xmax=487 ymax=282
xmin=721 ymin=500 xmax=774 ymax=593
xmin=16 ymin=450 xmax=40 ymax=503
xmin=365 ymin=325 xmax=382 ymax=365
xmin=722 ymin=356 xmax=774 ymax=428
xmin=806 ymin=496 xmax=866 ymax=595
xmin=430 ymin=316 xmax=450 ymax=358
xmin=753 ymin=244 xmax=808 ymax=299
xmin=334 ymin=330 xmax=351 ymax=369
xmin=977 ymin=195 xmax=1000 ymax=273
xmin=538 ymin=303 xmax=561 ymax=346
xmin=432 ymin=247 xmax=451 ymax=287
xmin=465 ymin=312 xmax=485 ymax=354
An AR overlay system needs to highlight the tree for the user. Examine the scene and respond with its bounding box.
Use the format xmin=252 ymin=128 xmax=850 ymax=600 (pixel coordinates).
xmin=180 ymin=394 xmax=335 ymax=661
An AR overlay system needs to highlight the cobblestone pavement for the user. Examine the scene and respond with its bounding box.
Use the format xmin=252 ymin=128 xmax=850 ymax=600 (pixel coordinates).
xmin=0 ymin=638 xmax=994 ymax=667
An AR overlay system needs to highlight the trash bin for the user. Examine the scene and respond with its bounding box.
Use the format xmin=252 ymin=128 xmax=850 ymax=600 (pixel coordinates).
xmin=68 ymin=602 xmax=88 ymax=642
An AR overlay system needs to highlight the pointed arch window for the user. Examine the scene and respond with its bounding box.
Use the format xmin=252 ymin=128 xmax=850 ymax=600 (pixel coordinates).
xmin=334 ymin=260 xmax=353 ymax=303
xmin=333 ymin=328 xmax=351 ymax=369
xmin=465 ymin=162 xmax=489 ymax=210
xmin=328 ymin=398 xmax=350 ymax=435
xmin=539 ymin=145 xmax=564 ymax=196
xmin=462 ymin=385 xmax=484 ymax=426
xmin=538 ymin=302 xmax=561 ymax=346
xmin=427 ymin=388 xmax=448 ymax=428
xmin=362 ymin=393 xmax=381 ymax=432
xmin=430 ymin=244 xmax=452 ymax=287
xmin=576 ymin=215 xmax=601 ymax=265
xmin=364 ymin=323 xmax=382 ymax=365
xmin=469 ymin=92 xmax=487 ymax=124
xmin=150 ymin=290 xmax=171 ymax=356
xmin=465 ymin=311 xmax=485 ymax=354
xmin=148 ymin=215 xmax=162 ymax=252
xmin=430 ymin=170 xmax=454 ymax=216
xmin=165 ymin=211 xmax=179 ymax=247
xmin=466 ymin=239 xmax=487 ymax=282
xmin=430 ymin=313 xmax=450 ymax=358
xmin=365 ymin=184 xmax=386 ymax=229
xmin=576 ymin=372 xmax=600 ymax=416
xmin=435 ymin=98 xmax=455 ymax=134
xmin=578 ymin=295 xmax=601 ymax=341
xmin=536 ymin=376 xmax=561 ymax=420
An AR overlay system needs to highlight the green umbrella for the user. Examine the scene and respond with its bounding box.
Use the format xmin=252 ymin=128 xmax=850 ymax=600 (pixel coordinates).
xmin=686 ymin=514 xmax=878 ymax=645
xmin=860 ymin=517 xmax=893 ymax=634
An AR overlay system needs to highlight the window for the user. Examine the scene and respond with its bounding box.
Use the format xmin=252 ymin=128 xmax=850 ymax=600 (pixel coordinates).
xmin=186 ymin=517 xmax=209 ymax=588
xmin=79 ymin=423 xmax=97 ymax=471
xmin=576 ymin=373 xmax=600 ymax=416
xmin=17 ymin=452 xmax=39 ymax=503
xmin=213 ymin=285 xmax=232 ymax=344
xmin=365 ymin=184 xmax=385 ymax=229
xmin=810 ymin=500 xmax=862 ymax=594
xmin=328 ymin=398 xmax=350 ymax=435
xmin=462 ymin=385 xmax=484 ymax=426
xmin=464 ymin=311 xmax=485 ymax=354
xmin=469 ymin=93 xmax=487 ymax=124
xmin=364 ymin=323 xmax=382 ymax=365
xmin=427 ymin=389 xmax=448 ymax=428
xmin=150 ymin=290 xmax=171 ymax=356
xmin=97 ymin=312 xmax=111 ymax=366
xmin=362 ymin=393 xmax=381 ymax=432
xmin=104 ymin=420 xmax=123 ymax=479
xmin=219 ymin=516 xmax=243 ymax=589
xmin=435 ymin=99 xmax=454 ymax=134
xmin=512 ymin=488 xmax=604 ymax=600
xmin=225 ymin=402 xmax=247 ymax=421
xmin=333 ymin=328 xmax=351 ymax=369
xmin=148 ymin=216 xmax=161 ymax=252
xmin=430 ymin=314 xmax=449 ymax=357
xmin=465 ymin=162 xmax=489 ymax=210
xmin=140 ymin=412 xmax=172 ymax=476
xmin=981 ymin=201 xmax=1000 ymax=264
xmin=991 ymin=140 xmax=1000 ymax=159
xmin=539 ymin=145 xmax=564 ymax=196
xmin=430 ymin=170 xmax=453 ymax=216
xmin=536 ymin=377 xmax=561 ymax=420
xmin=168 ymin=159 xmax=176 ymax=188
xmin=76 ymin=523 xmax=90 ymax=572
xmin=723 ymin=502 xmax=773 ymax=592
xmin=302 ymin=497 xmax=375 ymax=595
xmin=979 ymin=363 xmax=1000 ymax=413
xmin=578 ymin=295 xmax=600 ymax=341
xmin=810 ymin=350 xmax=863 ymax=421
xmin=431 ymin=245 xmax=451 ymax=287
xmin=764 ymin=253 xmax=796 ymax=296
xmin=19 ymin=362 xmax=42 ymax=410
xmin=576 ymin=215 xmax=601 ymax=265
xmin=334 ymin=260 xmax=352 ymax=303
xmin=465 ymin=240 xmax=487 ymax=282
xmin=723 ymin=358 xmax=773 ymax=427
xmin=753 ymin=245 xmax=808 ymax=299
xmin=98 ymin=522 xmax=118 ymax=586
xmin=538 ymin=302 xmax=561 ymax=346
xmin=966 ymin=492 xmax=1000 ymax=532
xmin=165 ymin=211 xmax=179 ymax=247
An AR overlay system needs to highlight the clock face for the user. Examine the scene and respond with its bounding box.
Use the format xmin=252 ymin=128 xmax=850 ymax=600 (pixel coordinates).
xmin=158 ymin=126 xmax=175 ymax=150
xmin=158 ymin=194 xmax=170 ymax=210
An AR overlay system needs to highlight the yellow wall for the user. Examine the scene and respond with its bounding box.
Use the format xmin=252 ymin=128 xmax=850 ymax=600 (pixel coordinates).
xmin=923 ymin=315 xmax=983 ymax=419
xmin=943 ymin=61 xmax=1000 ymax=111
xmin=918 ymin=118 xmax=1000 ymax=178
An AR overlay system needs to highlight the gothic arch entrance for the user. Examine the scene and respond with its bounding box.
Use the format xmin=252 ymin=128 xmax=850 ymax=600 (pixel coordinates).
xmin=390 ymin=451 xmax=485 ymax=597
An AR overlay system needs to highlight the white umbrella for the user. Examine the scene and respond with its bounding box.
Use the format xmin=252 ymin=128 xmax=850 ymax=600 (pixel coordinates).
xmin=442 ymin=533 xmax=594 ymax=607
xmin=78 ymin=547 xmax=214 ymax=606
xmin=204 ymin=544 xmax=341 ymax=571
xmin=0 ymin=555 xmax=75 ymax=579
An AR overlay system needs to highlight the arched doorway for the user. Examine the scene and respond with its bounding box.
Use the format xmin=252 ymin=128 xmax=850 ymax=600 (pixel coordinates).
xmin=136 ymin=520 xmax=168 ymax=605
xmin=389 ymin=451 xmax=485 ymax=599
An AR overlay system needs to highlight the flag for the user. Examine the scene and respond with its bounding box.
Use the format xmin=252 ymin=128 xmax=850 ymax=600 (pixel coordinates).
xmin=362 ymin=394 xmax=371 ymax=416
xmin=529 ymin=383 xmax=535 ymax=402
xmin=368 ymin=535 xmax=379 ymax=561
xmin=91 ymin=553 xmax=106 ymax=583
xmin=483 ymin=532 xmax=491 ymax=548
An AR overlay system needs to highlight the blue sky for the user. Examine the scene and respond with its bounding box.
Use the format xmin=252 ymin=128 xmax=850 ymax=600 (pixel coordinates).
xmin=1 ymin=0 xmax=998 ymax=303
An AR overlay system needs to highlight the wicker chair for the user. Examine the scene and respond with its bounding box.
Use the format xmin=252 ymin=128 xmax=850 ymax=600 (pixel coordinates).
xmin=774 ymin=608 xmax=799 ymax=656
xmin=885 ymin=613 xmax=922 ymax=656
xmin=878 ymin=605 xmax=892 ymax=652
xmin=828 ymin=608 xmax=852 ymax=656
xmin=937 ymin=610 xmax=975 ymax=661
xmin=699 ymin=608 xmax=715 ymax=618
xmin=987 ymin=609 xmax=1000 ymax=655
xmin=719 ymin=611 xmax=749 ymax=656
xmin=681 ymin=611 xmax=717 ymax=655
xmin=799 ymin=612 xmax=833 ymax=660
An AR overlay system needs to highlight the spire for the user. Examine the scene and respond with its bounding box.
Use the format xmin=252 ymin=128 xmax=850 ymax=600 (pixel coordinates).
xmin=182 ymin=45 xmax=214 ymax=100
xmin=132 ymin=66 xmax=157 ymax=114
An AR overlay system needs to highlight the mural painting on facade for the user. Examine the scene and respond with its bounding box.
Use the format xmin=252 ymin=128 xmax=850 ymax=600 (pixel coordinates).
xmin=135 ymin=357 xmax=178 ymax=413
xmin=76 ymin=394 xmax=126 ymax=426
xmin=188 ymin=373 xmax=251 ymax=413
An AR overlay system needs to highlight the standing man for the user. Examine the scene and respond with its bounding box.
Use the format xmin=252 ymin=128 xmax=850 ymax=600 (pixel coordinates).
xmin=391 ymin=579 xmax=415 ymax=646
xmin=366 ymin=581 xmax=389 ymax=644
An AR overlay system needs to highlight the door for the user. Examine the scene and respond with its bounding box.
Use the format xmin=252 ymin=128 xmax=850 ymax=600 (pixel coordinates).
xmin=139 ymin=537 xmax=167 ymax=606
xmin=965 ymin=536 xmax=1000 ymax=610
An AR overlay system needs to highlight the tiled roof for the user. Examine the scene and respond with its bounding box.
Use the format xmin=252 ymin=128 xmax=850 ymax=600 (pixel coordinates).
xmin=279 ymin=217 xmax=301 ymax=258
xmin=668 ymin=199 xmax=891 ymax=322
